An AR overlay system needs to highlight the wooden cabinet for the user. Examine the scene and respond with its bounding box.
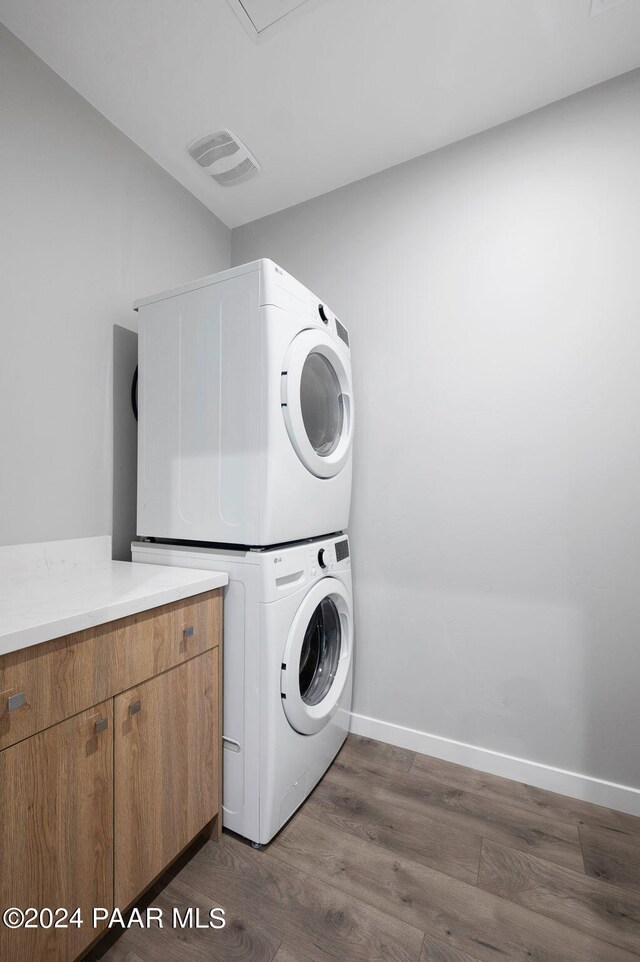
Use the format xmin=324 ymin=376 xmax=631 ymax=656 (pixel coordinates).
xmin=114 ymin=649 xmax=219 ymax=907
xmin=0 ymin=702 xmax=113 ymax=962
xmin=0 ymin=589 xmax=222 ymax=962
xmin=0 ymin=591 xmax=220 ymax=752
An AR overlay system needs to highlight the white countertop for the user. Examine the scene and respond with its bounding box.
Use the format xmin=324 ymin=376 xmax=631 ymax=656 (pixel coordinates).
xmin=0 ymin=536 xmax=228 ymax=657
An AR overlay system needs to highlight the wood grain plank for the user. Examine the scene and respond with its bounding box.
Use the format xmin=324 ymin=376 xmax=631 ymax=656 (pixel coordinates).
xmin=581 ymin=825 xmax=640 ymax=895
xmin=306 ymin=772 xmax=482 ymax=883
xmin=0 ymin=701 xmax=113 ymax=962
xmin=114 ymin=650 xmax=218 ymax=908
xmin=84 ymin=868 xmax=281 ymax=962
xmin=82 ymin=942 xmax=138 ymax=962
xmin=419 ymin=934 xmax=483 ymax=962
xmin=271 ymin=934 xmax=422 ymax=962
xmin=101 ymin=952 xmax=146 ymax=962
xmin=272 ymin=946 xmax=330 ymax=962
xmin=274 ymin=941 xmax=482 ymax=962
xmin=478 ymin=838 xmax=640 ymax=954
xmin=180 ymin=834 xmax=425 ymax=962
xmin=325 ymin=754 xmax=584 ymax=872
xmin=130 ymin=875 xmax=280 ymax=962
xmin=411 ymin=749 xmax=640 ymax=845
xmin=265 ymin=806 xmax=639 ymax=962
xmin=340 ymin=734 xmax=416 ymax=776
xmin=273 ymin=935 xmax=478 ymax=962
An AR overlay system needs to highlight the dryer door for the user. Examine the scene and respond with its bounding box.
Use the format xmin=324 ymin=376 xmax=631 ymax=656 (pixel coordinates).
xmin=281 ymin=578 xmax=352 ymax=735
xmin=281 ymin=330 xmax=353 ymax=479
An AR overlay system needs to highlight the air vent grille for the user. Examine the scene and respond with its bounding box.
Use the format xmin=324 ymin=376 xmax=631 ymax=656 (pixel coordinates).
xmin=211 ymin=157 xmax=260 ymax=186
xmin=335 ymin=539 xmax=349 ymax=562
xmin=187 ymin=130 xmax=261 ymax=187
xmin=191 ymin=136 xmax=240 ymax=168
xmin=335 ymin=319 xmax=350 ymax=347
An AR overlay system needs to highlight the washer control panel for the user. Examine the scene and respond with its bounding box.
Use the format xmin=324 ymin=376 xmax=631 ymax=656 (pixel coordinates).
xmin=308 ymin=537 xmax=350 ymax=577
xmin=266 ymin=535 xmax=350 ymax=600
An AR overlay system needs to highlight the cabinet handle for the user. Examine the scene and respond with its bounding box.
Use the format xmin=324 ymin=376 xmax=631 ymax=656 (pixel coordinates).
xmin=7 ymin=691 xmax=25 ymax=712
xmin=129 ymin=700 xmax=142 ymax=716
xmin=94 ymin=717 xmax=108 ymax=735
xmin=183 ymin=625 xmax=194 ymax=641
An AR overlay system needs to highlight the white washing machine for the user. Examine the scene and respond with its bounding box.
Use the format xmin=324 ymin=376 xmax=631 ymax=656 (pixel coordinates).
xmin=132 ymin=533 xmax=353 ymax=846
xmin=135 ymin=259 xmax=354 ymax=547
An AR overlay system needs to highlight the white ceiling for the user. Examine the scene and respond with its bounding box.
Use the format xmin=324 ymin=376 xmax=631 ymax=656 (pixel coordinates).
xmin=1 ymin=0 xmax=640 ymax=228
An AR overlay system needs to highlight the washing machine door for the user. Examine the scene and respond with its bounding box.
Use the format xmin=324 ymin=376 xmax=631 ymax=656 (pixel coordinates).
xmin=281 ymin=329 xmax=353 ymax=479
xmin=281 ymin=578 xmax=352 ymax=735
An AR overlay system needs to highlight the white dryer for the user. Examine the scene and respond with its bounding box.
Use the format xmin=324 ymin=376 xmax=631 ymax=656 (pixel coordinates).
xmin=132 ymin=533 xmax=353 ymax=846
xmin=135 ymin=259 xmax=354 ymax=547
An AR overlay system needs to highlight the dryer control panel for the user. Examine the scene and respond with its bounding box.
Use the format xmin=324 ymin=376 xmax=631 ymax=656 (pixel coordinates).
xmin=260 ymin=259 xmax=350 ymax=353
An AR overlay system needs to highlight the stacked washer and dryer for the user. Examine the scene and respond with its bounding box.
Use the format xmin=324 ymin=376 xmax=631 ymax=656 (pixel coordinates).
xmin=131 ymin=259 xmax=354 ymax=846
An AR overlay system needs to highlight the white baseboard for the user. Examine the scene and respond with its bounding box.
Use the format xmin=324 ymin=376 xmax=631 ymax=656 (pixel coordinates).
xmin=349 ymin=711 xmax=640 ymax=818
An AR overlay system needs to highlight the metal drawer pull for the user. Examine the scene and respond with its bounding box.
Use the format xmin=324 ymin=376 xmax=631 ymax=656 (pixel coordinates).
xmin=129 ymin=700 xmax=142 ymax=716
xmin=183 ymin=626 xmax=194 ymax=640
xmin=7 ymin=691 xmax=25 ymax=712
xmin=94 ymin=717 xmax=108 ymax=735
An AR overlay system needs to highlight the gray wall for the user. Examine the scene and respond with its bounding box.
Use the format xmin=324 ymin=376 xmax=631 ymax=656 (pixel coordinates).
xmin=233 ymin=69 xmax=640 ymax=789
xmin=0 ymin=25 xmax=230 ymax=550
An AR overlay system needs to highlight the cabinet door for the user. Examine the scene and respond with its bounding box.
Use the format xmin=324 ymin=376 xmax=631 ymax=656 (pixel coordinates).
xmin=114 ymin=649 xmax=218 ymax=908
xmin=0 ymin=702 xmax=113 ymax=962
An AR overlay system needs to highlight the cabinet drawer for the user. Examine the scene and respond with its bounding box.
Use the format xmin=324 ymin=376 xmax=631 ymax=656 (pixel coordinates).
xmin=0 ymin=589 xmax=221 ymax=751
xmin=105 ymin=590 xmax=219 ymax=693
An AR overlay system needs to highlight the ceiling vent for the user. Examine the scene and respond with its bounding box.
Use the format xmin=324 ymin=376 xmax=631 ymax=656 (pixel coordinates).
xmin=187 ymin=130 xmax=261 ymax=187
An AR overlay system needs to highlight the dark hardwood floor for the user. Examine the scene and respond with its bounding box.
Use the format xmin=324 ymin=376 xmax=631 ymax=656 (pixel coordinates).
xmin=87 ymin=734 xmax=640 ymax=962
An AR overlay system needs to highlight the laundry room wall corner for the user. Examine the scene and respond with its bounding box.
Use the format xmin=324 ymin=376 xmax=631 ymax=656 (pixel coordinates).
xmin=231 ymin=67 xmax=640 ymax=812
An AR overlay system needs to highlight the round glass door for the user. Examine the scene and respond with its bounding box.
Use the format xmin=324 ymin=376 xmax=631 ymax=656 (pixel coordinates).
xmin=299 ymin=597 xmax=342 ymax=706
xmin=281 ymin=330 xmax=353 ymax=479
xmin=281 ymin=578 xmax=352 ymax=735
xmin=300 ymin=354 xmax=344 ymax=458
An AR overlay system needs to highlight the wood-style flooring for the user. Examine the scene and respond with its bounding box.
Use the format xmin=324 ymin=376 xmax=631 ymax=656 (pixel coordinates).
xmin=87 ymin=734 xmax=640 ymax=962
